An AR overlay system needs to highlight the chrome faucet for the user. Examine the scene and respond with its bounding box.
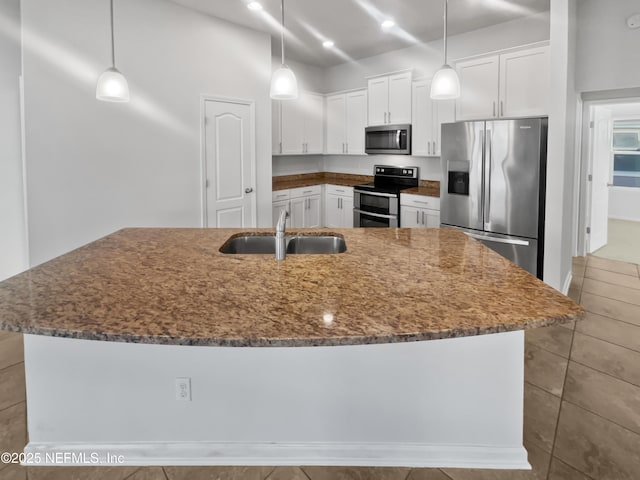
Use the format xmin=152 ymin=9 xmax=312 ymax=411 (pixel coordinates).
xmin=275 ymin=208 xmax=289 ymax=261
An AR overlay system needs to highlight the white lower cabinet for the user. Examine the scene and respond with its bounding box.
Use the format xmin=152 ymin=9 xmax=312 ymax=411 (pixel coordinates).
xmin=400 ymin=194 xmax=440 ymax=228
xmin=325 ymin=185 xmax=354 ymax=228
xmin=281 ymin=185 xmax=322 ymax=228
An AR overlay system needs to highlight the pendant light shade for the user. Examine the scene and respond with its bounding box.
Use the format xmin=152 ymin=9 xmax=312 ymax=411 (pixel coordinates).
xmin=96 ymin=67 xmax=130 ymax=102
xmin=270 ymin=0 xmax=298 ymax=100
xmin=431 ymin=0 xmax=460 ymax=100
xmin=270 ymin=65 xmax=298 ymax=100
xmin=97 ymin=0 xmax=129 ymax=102
xmin=431 ymin=64 xmax=460 ymax=100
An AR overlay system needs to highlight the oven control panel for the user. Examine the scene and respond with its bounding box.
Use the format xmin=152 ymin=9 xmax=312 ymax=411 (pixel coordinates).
xmin=374 ymin=165 xmax=419 ymax=179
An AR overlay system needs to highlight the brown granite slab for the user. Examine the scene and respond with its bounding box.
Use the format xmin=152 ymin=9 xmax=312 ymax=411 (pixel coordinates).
xmin=403 ymin=180 xmax=441 ymax=197
xmin=0 ymin=228 xmax=583 ymax=347
xmin=273 ymin=173 xmax=373 ymax=191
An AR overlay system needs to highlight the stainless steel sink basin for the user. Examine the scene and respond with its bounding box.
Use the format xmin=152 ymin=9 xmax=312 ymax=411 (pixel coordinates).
xmin=285 ymin=236 xmax=347 ymax=254
xmin=219 ymin=235 xmax=346 ymax=255
xmin=219 ymin=235 xmax=277 ymax=254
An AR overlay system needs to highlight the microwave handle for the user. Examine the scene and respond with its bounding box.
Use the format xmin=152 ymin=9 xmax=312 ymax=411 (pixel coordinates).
xmin=396 ymin=130 xmax=401 ymax=149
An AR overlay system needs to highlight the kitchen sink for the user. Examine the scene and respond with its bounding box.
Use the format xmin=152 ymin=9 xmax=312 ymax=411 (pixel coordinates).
xmin=285 ymin=236 xmax=347 ymax=254
xmin=219 ymin=234 xmax=346 ymax=255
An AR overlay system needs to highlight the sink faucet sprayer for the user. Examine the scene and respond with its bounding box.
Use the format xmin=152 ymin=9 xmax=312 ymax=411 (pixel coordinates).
xmin=275 ymin=209 xmax=289 ymax=261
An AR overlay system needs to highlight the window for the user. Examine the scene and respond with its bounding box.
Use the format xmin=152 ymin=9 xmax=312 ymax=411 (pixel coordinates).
xmin=612 ymin=120 xmax=640 ymax=188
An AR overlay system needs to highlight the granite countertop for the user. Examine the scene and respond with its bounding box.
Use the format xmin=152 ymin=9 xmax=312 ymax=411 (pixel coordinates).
xmin=0 ymin=228 xmax=583 ymax=347
xmin=403 ymin=181 xmax=441 ymax=197
xmin=273 ymin=174 xmax=441 ymax=197
xmin=272 ymin=173 xmax=373 ymax=191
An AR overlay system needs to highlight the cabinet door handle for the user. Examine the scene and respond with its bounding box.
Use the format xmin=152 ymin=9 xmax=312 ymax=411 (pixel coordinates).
xmin=388 ymin=111 xmax=391 ymax=123
xmin=428 ymin=141 xmax=431 ymax=155
xmin=422 ymin=211 xmax=425 ymax=225
xmin=433 ymin=141 xmax=436 ymax=154
xmin=384 ymin=112 xmax=387 ymax=124
xmin=493 ymin=102 xmax=496 ymax=117
xmin=500 ymin=101 xmax=504 ymax=117
xmin=279 ymin=142 xmax=282 ymax=154
xmin=345 ymin=143 xmax=348 ymax=154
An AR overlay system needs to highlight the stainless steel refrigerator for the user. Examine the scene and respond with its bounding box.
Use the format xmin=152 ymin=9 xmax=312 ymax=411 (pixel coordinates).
xmin=440 ymin=118 xmax=547 ymax=279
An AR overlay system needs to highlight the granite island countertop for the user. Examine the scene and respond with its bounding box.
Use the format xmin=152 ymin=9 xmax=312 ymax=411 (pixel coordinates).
xmin=0 ymin=228 xmax=583 ymax=347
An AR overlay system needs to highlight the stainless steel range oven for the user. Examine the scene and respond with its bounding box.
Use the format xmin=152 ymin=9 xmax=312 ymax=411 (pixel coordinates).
xmin=354 ymin=165 xmax=419 ymax=228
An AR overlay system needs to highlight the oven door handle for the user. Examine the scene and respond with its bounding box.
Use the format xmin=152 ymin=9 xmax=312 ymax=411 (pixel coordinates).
xmin=354 ymin=209 xmax=397 ymax=219
xmin=354 ymin=190 xmax=397 ymax=198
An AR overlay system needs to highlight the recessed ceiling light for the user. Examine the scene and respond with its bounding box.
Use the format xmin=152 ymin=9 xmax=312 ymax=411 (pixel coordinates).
xmin=247 ymin=2 xmax=263 ymax=11
xmin=322 ymin=40 xmax=335 ymax=48
xmin=381 ymin=19 xmax=395 ymax=30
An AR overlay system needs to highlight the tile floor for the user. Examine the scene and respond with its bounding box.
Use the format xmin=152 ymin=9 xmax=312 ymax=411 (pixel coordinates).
xmin=592 ymin=218 xmax=640 ymax=265
xmin=1 ymin=254 xmax=639 ymax=480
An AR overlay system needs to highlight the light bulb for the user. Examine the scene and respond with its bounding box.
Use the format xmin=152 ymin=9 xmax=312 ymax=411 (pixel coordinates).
xmin=247 ymin=2 xmax=262 ymax=11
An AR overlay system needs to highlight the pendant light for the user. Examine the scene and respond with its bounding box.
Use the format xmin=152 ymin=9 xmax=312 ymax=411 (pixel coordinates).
xmin=96 ymin=0 xmax=130 ymax=102
xmin=270 ymin=0 xmax=298 ymax=100
xmin=430 ymin=0 xmax=460 ymax=100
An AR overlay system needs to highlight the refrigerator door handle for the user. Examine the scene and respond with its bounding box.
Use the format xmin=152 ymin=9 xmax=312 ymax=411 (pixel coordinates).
xmin=464 ymin=232 xmax=530 ymax=246
xmin=484 ymin=129 xmax=492 ymax=231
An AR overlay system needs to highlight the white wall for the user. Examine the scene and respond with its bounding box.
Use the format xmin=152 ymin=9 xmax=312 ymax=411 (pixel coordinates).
xmin=0 ymin=0 xmax=28 ymax=281
xmin=324 ymin=11 xmax=550 ymax=93
xmin=22 ymin=0 xmax=272 ymax=266
xmin=544 ymin=0 xmax=577 ymax=292
xmin=609 ymin=187 xmax=640 ymax=222
xmin=576 ymin=0 xmax=640 ymax=93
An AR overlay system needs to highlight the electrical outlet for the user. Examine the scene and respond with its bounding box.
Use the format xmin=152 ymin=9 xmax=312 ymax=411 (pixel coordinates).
xmin=175 ymin=377 xmax=191 ymax=401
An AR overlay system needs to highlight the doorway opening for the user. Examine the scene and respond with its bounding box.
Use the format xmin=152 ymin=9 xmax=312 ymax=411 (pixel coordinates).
xmin=578 ymin=99 xmax=640 ymax=265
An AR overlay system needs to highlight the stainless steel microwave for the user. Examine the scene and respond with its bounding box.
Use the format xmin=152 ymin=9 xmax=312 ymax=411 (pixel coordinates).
xmin=365 ymin=124 xmax=411 ymax=155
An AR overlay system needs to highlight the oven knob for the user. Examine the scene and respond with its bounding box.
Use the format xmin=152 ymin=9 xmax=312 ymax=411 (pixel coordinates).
xmin=408 ymin=169 xmax=413 ymax=175
xmin=403 ymin=169 xmax=407 ymax=174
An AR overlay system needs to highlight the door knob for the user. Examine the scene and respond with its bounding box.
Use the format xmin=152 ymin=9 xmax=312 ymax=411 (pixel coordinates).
xmin=245 ymin=187 xmax=253 ymax=193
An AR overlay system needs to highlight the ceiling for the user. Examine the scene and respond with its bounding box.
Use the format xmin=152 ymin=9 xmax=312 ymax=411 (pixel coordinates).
xmin=171 ymin=0 xmax=550 ymax=67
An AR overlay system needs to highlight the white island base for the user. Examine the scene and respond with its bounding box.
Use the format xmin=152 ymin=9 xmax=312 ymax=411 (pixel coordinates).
xmin=22 ymin=331 xmax=530 ymax=469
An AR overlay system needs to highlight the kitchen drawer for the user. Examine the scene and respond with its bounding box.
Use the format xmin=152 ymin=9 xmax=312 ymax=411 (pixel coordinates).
xmin=272 ymin=189 xmax=290 ymax=202
xmin=326 ymin=184 xmax=353 ymax=196
xmin=400 ymin=193 xmax=440 ymax=211
xmin=289 ymin=185 xmax=322 ymax=198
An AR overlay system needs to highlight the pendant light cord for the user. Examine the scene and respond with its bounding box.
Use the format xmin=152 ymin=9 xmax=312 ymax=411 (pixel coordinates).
xmin=110 ymin=0 xmax=116 ymax=68
xmin=443 ymin=0 xmax=448 ymax=65
xmin=280 ymin=0 xmax=285 ymax=65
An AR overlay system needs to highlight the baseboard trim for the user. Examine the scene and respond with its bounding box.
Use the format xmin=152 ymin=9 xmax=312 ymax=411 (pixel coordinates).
xmin=22 ymin=441 xmax=531 ymax=469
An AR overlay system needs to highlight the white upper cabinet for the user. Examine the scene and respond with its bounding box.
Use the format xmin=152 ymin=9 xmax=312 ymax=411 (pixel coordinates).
xmin=303 ymin=93 xmax=324 ymax=154
xmin=275 ymin=91 xmax=325 ymax=155
xmin=280 ymin=99 xmax=305 ymax=154
xmin=455 ymin=44 xmax=550 ymax=121
xmin=326 ymin=94 xmax=346 ymax=154
xmin=326 ymin=89 xmax=367 ymax=155
xmin=367 ymin=76 xmax=389 ymax=126
xmin=345 ymin=90 xmax=367 ymax=154
xmin=272 ymin=102 xmax=281 ymax=155
xmin=499 ymin=46 xmax=550 ymax=118
xmin=367 ymin=71 xmax=412 ymax=126
xmin=455 ymin=55 xmax=500 ymax=121
xmin=387 ymin=72 xmax=412 ymax=124
xmin=412 ymin=79 xmax=455 ymax=157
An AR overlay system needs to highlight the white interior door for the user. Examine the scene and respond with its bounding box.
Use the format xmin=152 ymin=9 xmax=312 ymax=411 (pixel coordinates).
xmin=588 ymin=106 xmax=613 ymax=253
xmin=204 ymin=99 xmax=255 ymax=228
